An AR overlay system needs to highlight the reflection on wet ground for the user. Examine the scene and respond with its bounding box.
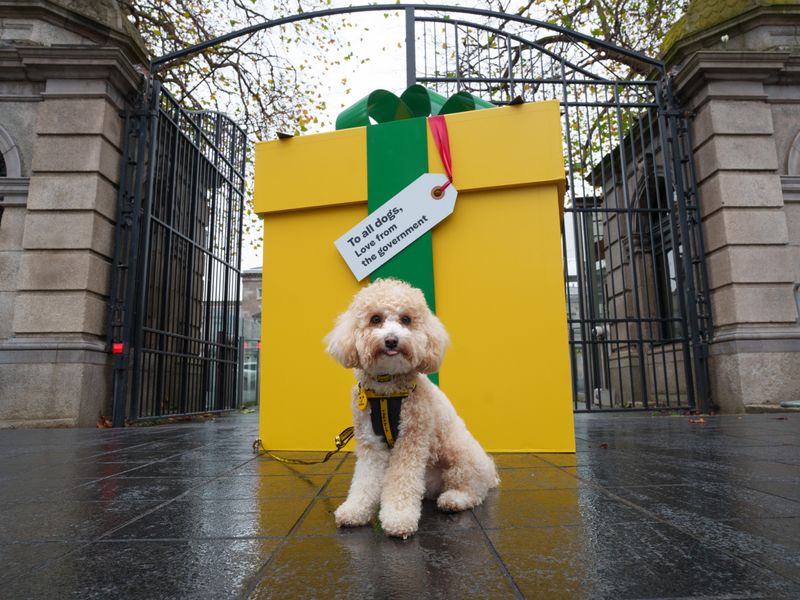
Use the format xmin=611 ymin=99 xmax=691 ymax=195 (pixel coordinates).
xmin=1 ymin=412 xmax=798 ymax=598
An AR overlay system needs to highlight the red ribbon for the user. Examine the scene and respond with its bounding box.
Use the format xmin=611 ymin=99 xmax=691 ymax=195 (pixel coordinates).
xmin=428 ymin=115 xmax=453 ymax=192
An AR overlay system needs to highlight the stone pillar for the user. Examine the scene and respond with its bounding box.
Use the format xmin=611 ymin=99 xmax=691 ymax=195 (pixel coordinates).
xmin=666 ymin=12 xmax=800 ymax=411
xmin=0 ymin=2 xmax=147 ymax=426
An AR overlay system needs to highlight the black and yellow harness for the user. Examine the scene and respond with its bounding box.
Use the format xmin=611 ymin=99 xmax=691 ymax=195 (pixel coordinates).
xmin=357 ymin=381 xmax=417 ymax=449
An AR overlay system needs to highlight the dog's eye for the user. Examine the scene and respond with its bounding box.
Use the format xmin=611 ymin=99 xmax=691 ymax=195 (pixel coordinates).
xmin=370 ymin=314 xmax=382 ymax=325
xmin=400 ymin=315 xmax=412 ymax=326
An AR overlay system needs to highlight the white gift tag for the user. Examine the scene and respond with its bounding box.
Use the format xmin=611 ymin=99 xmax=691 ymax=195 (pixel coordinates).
xmin=334 ymin=173 xmax=457 ymax=281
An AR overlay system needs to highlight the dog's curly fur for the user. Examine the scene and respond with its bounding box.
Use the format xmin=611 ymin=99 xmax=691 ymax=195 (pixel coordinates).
xmin=325 ymin=278 xmax=499 ymax=539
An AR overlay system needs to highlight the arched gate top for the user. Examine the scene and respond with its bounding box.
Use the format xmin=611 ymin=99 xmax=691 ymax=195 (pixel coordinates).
xmin=150 ymin=3 xmax=665 ymax=75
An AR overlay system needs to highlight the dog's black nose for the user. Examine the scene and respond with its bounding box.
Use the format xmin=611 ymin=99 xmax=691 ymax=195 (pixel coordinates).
xmin=385 ymin=337 xmax=398 ymax=350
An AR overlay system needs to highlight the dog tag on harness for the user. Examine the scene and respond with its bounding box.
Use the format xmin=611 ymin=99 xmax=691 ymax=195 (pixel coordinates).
xmin=357 ymin=387 xmax=368 ymax=410
xmin=334 ymin=173 xmax=457 ymax=281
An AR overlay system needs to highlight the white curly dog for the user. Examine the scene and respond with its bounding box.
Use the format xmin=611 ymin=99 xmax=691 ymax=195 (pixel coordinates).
xmin=325 ymin=278 xmax=498 ymax=539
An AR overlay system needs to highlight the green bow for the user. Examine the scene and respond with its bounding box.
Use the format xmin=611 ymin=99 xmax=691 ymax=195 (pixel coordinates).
xmin=336 ymin=85 xmax=494 ymax=130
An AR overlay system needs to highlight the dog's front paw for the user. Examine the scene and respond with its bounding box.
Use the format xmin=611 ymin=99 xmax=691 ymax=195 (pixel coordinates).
xmin=334 ymin=501 xmax=373 ymax=528
xmin=379 ymin=507 xmax=420 ymax=539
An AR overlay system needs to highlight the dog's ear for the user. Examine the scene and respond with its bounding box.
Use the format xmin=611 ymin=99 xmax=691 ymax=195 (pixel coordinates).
xmin=324 ymin=311 xmax=359 ymax=368
xmin=417 ymin=312 xmax=450 ymax=374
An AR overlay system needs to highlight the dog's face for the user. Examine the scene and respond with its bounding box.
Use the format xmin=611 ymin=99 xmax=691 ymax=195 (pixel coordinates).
xmin=325 ymin=278 xmax=450 ymax=375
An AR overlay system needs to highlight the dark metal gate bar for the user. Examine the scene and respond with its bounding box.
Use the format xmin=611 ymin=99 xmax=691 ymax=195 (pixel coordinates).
xmin=115 ymin=4 xmax=712 ymax=418
xmin=109 ymin=80 xmax=247 ymax=425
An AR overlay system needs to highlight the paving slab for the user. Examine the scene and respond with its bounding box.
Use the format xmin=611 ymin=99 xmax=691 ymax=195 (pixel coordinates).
xmin=0 ymin=411 xmax=798 ymax=599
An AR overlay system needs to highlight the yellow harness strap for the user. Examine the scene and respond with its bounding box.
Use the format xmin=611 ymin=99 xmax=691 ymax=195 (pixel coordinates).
xmin=379 ymin=398 xmax=395 ymax=447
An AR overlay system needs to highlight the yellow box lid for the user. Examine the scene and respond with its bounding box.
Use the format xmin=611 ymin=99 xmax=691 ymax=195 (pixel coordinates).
xmin=254 ymin=100 xmax=564 ymax=214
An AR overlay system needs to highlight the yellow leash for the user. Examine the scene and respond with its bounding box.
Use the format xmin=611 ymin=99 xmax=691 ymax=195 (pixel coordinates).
xmin=252 ymin=427 xmax=354 ymax=465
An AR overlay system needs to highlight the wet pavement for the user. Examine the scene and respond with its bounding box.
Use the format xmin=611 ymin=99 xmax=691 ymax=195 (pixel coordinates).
xmin=1 ymin=411 xmax=799 ymax=599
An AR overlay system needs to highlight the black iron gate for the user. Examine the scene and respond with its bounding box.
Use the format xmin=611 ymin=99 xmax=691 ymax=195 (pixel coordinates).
xmin=108 ymin=80 xmax=247 ymax=425
xmin=408 ymin=10 xmax=712 ymax=412
xmin=110 ymin=4 xmax=712 ymax=421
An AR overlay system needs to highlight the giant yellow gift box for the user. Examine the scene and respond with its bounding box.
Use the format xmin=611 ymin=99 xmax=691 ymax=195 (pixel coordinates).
xmin=253 ymin=100 xmax=575 ymax=452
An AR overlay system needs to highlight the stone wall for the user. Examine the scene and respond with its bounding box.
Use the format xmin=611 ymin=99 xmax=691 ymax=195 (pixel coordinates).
xmin=0 ymin=1 xmax=147 ymax=426
xmin=664 ymin=5 xmax=800 ymax=411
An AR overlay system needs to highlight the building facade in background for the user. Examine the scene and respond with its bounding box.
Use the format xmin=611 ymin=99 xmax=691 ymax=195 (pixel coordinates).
xmin=240 ymin=266 xmax=262 ymax=405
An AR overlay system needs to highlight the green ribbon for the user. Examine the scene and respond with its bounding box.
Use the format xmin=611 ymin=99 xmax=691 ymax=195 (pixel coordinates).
xmin=337 ymin=86 xmax=493 ymax=384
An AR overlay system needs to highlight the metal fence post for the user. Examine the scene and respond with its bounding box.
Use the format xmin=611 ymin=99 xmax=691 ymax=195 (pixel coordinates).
xmin=405 ymin=7 xmax=416 ymax=88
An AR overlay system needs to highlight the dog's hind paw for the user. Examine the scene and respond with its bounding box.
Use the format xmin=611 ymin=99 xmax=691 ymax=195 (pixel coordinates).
xmin=334 ymin=502 xmax=373 ymax=528
xmin=437 ymin=489 xmax=480 ymax=512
